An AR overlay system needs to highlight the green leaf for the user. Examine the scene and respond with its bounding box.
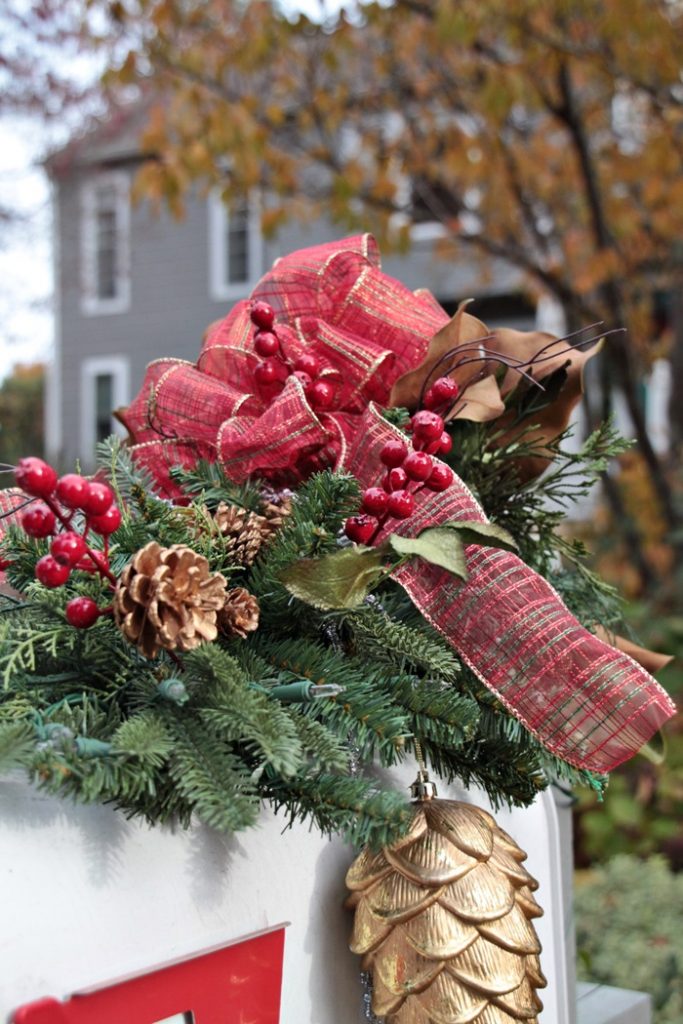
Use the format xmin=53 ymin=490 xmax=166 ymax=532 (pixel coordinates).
xmin=280 ymin=546 xmax=385 ymax=609
xmin=442 ymin=520 xmax=518 ymax=553
xmin=389 ymin=528 xmax=468 ymax=580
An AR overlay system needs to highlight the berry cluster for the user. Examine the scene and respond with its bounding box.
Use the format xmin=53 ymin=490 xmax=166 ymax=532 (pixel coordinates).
xmin=344 ymin=400 xmax=455 ymax=545
xmin=250 ymin=300 xmax=337 ymax=411
xmin=13 ymin=456 xmax=121 ymax=628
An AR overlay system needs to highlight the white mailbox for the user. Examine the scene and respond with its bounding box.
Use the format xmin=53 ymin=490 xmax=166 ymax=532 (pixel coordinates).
xmin=0 ymin=767 xmax=574 ymax=1024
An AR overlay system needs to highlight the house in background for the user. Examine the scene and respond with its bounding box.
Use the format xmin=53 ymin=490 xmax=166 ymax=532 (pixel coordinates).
xmin=44 ymin=108 xmax=545 ymax=472
xmin=44 ymin=108 xmax=669 ymax=476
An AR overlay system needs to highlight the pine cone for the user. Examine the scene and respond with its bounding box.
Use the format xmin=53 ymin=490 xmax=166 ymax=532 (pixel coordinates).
xmin=114 ymin=542 xmax=228 ymax=659
xmin=214 ymin=503 xmax=270 ymax=567
xmin=218 ymin=587 xmax=260 ymax=639
xmin=346 ymin=798 xmax=546 ymax=1023
xmin=261 ymin=495 xmax=293 ymax=536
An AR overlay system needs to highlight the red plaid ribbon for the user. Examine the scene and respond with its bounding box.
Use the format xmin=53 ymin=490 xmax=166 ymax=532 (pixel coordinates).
xmin=121 ymin=234 xmax=675 ymax=772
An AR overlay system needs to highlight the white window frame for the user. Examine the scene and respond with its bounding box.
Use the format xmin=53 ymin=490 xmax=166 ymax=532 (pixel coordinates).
xmin=80 ymin=356 xmax=131 ymax=461
xmin=208 ymin=191 xmax=263 ymax=301
xmin=80 ymin=171 xmax=131 ymax=316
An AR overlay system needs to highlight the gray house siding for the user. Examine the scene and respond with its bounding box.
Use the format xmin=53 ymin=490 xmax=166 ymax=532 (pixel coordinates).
xmin=48 ymin=149 xmax=530 ymax=470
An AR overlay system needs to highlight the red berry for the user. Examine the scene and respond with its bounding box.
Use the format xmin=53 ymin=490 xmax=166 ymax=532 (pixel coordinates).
xmin=387 ymin=490 xmax=415 ymax=519
xmin=250 ymin=300 xmax=275 ymax=330
xmin=344 ymin=514 xmax=378 ymax=544
xmin=429 ymin=377 xmax=460 ymax=406
xmin=379 ymin=439 xmax=409 ymax=468
xmin=35 ymin=554 xmax=70 ymax=588
xmin=0 ymin=555 xmax=12 ymax=570
xmin=294 ymin=352 xmax=321 ymax=377
xmin=411 ymin=410 xmax=445 ymax=441
xmin=254 ymin=330 xmax=280 ymax=358
xmin=403 ymin=451 xmax=433 ymax=482
xmin=56 ymin=474 xmax=90 ymax=509
xmin=15 ymin=457 xmax=57 ymax=499
xmin=306 ymin=379 xmax=336 ymax=411
xmin=362 ymin=487 xmax=389 ymax=516
xmin=88 ymin=505 xmax=122 ymax=535
xmin=21 ymin=503 xmax=56 ymax=538
xmin=426 ymin=464 xmax=454 ymax=492
xmin=254 ymin=359 xmax=288 ymax=388
xmin=51 ymin=531 xmax=87 ymax=566
xmin=65 ymin=596 xmax=101 ymax=629
xmin=292 ymin=371 xmax=312 ymax=389
xmin=386 ymin=466 xmax=408 ymax=492
xmin=438 ymin=431 xmax=453 ymax=455
xmin=423 ymin=387 xmax=437 ymax=409
xmin=81 ymin=481 xmax=113 ymax=516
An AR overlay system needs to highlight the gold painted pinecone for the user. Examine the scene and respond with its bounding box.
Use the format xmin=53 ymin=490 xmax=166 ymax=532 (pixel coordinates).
xmin=346 ymin=799 xmax=546 ymax=1023
xmin=219 ymin=587 xmax=260 ymax=639
xmin=114 ymin=541 xmax=228 ymax=659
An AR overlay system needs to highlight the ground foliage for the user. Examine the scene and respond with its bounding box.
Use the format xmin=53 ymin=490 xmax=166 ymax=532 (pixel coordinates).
xmin=576 ymin=855 xmax=683 ymax=1023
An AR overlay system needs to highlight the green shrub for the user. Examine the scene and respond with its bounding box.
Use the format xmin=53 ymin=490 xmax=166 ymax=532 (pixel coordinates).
xmin=575 ymin=855 xmax=683 ymax=1023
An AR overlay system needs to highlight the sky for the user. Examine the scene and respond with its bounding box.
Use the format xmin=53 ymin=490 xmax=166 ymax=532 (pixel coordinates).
xmin=0 ymin=116 xmax=53 ymax=379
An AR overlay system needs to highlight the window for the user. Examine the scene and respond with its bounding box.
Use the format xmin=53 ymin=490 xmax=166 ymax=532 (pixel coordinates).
xmin=208 ymin=192 xmax=263 ymax=300
xmin=80 ymin=356 xmax=130 ymax=463
xmin=94 ymin=372 xmax=114 ymax=444
xmin=81 ymin=172 xmax=131 ymax=315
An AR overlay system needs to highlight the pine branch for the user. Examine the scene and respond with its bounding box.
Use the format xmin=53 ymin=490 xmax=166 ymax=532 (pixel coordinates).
xmin=0 ymin=720 xmax=35 ymax=772
xmin=263 ymin=769 xmax=414 ymax=849
xmin=169 ymin=458 xmax=263 ymax=511
xmin=249 ymin=471 xmax=360 ymax=628
xmin=165 ymin=713 xmax=260 ymax=832
xmin=253 ymin=635 xmax=410 ymax=761
xmin=186 ymin=645 xmax=304 ymax=777
xmin=287 ymin=710 xmax=350 ymax=773
xmin=112 ymin=712 xmax=174 ymax=767
xmin=344 ymin=605 xmax=462 ymax=679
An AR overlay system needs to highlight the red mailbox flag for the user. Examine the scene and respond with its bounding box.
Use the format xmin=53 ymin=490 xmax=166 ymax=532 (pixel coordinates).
xmin=12 ymin=927 xmax=285 ymax=1024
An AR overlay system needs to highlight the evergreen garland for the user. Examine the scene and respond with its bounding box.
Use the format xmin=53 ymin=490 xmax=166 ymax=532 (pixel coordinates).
xmin=0 ymin=416 xmax=626 ymax=847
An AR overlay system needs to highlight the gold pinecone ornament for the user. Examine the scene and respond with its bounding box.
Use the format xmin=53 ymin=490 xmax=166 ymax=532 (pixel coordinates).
xmin=219 ymin=587 xmax=260 ymax=639
xmin=346 ymin=782 xmax=546 ymax=1023
xmin=114 ymin=542 xmax=228 ymax=658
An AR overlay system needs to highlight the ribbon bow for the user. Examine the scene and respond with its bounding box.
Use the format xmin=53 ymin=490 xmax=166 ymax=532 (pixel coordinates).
xmin=121 ymin=234 xmax=675 ymax=773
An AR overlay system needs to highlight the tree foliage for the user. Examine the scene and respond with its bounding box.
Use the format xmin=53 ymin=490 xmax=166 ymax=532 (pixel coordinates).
xmin=0 ymin=363 xmax=44 ymax=466
xmin=7 ymin=0 xmax=683 ymax=569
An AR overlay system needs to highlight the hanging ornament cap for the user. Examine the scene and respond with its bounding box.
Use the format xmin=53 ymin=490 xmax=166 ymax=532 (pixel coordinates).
xmin=410 ymin=767 xmax=438 ymax=802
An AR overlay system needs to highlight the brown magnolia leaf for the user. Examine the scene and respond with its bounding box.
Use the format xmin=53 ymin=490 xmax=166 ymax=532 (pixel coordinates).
xmin=494 ymin=333 xmax=603 ymax=482
xmin=451 ymin=374 xmax=507 ymax=423
xmin=594 ymin=626 xmax=674 ymax=675
xmin=388 ymin=292 xmax=602 ymax=479
xmin=390 ymin=300 xmax=505 ymax=422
